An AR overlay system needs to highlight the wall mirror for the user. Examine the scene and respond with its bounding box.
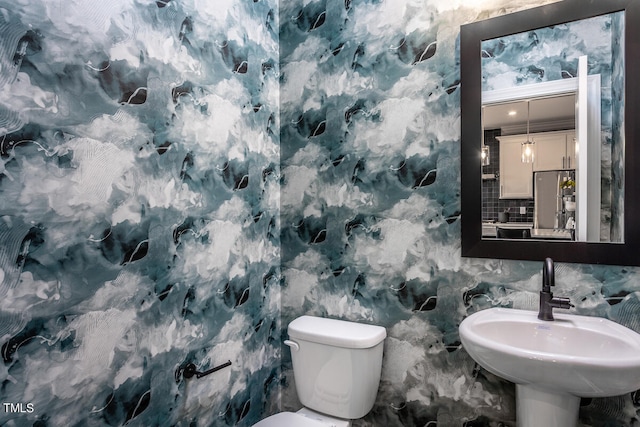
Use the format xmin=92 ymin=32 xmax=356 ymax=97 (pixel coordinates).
xmin=461 ymin=0 xmax=640 ymax=265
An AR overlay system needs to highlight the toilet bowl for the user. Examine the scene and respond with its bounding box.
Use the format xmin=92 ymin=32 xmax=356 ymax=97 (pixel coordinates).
xmin=253 ymin=408 xmax=349 ymax=427
xmin=252 ymin=315 xmax=386 ymax=427
xmin=252 ymin=411 xmax=325 ymax=427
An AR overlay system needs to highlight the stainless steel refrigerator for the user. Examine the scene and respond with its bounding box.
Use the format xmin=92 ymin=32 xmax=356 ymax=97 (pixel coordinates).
xmin=533 ymin=170 xmax=575 ymax=238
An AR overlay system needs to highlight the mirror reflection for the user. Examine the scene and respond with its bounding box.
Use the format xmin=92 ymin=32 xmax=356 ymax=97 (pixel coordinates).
xmin=479 ymin=11 xmax=624 ymax=243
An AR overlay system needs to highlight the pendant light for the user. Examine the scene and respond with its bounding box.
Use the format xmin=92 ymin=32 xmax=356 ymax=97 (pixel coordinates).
xmin=521 ymin=100 xmax=535 ymax=163
xmin=481 ymin=144 xmax=490 ymax=166
xmin=481 ymin=106 xmax=490 ymax=166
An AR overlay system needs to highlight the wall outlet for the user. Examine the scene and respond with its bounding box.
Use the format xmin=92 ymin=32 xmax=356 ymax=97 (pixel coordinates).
xmin=520 ymin=206 xmax=526 ymax=215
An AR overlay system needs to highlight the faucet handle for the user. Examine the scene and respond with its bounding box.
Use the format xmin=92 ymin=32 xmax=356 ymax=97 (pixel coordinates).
xmin=552 ymin=296 xmax=573 ymax=310
xmin=543 ymin=257 xmax=555 ymax=290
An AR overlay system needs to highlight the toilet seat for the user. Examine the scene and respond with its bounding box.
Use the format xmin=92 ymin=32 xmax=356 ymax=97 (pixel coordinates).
xmin=252 ymin=412 xmax=327 ymax=427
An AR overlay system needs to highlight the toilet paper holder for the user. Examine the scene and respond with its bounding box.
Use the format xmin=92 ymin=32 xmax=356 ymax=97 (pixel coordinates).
xmin=181 ymin=360 xmax=232 ymax=380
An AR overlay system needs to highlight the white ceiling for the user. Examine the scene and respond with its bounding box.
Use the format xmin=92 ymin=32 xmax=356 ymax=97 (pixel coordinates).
xmin=483 ymin=94 xmax=576 ymax=130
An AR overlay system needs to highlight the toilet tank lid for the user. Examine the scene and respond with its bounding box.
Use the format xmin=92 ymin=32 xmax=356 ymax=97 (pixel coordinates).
xmin=288 ymin=316 xmax=387 ymax=349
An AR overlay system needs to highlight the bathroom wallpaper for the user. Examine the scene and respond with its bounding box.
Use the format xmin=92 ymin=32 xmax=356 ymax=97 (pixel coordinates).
xmin=0 ymin=1 xmax=280 ymax=426
xmin=2 ymin=0 xmax=640 ymax=426
xmin=279 ymin=1 xmax=640 ymax=426
xmin=481 ymin=12 xmax=616 ymax=92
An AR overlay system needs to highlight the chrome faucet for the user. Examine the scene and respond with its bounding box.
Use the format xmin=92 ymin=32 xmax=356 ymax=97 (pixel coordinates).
xmin=538 ymin=258 xmax=572 ymax=321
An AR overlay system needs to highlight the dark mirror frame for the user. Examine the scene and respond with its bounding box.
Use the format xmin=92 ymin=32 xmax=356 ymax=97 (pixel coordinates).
xmin=461 ymin=0 xmax=640 ymax=266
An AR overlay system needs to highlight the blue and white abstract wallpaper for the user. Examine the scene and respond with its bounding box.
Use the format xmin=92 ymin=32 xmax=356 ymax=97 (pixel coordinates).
xmin=1 ymin=0 xmax=640 ymax=426
xmin=0 ymin=0 xmax=281 ymax=426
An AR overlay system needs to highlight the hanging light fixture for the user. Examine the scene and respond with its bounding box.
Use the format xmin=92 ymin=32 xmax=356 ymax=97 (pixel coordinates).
xmin=481 ymin=145 xmax=490 ymax=166
xmin=521 ymin=100 xmax=535 ymax=163
xmin=481 ymin=106 xmax=490 ymax=166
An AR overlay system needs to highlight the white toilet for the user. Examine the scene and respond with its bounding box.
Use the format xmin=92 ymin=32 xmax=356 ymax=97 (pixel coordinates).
xmin=253 ymin=315 xmax=387 ymax=427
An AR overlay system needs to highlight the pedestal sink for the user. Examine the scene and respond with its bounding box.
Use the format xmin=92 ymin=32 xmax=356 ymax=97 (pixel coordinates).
xmin=459 ymin=308 xmax=640 ymax=427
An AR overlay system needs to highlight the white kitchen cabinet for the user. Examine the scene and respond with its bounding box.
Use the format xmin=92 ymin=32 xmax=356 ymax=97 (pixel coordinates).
xmin=497 ymin=135 xmax=533 ymax=199
xmin=532 ymin=130 xmax=576 ymax=171
xmin=497 ymin=130 xmax=576 ymax=199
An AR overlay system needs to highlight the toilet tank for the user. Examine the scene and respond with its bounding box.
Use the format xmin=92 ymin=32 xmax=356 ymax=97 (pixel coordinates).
xmin=286 ymin=316 xmax=387 ymax=419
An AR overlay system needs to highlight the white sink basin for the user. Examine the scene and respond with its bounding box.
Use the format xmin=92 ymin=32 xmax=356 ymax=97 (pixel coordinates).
xmin=459 ymin=308 xmax=640 ymax=426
